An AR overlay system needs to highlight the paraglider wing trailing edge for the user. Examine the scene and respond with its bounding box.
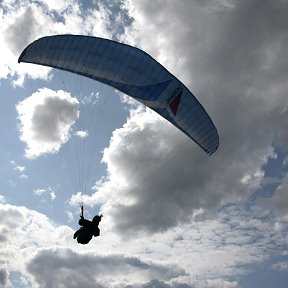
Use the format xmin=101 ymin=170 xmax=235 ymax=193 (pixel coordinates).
xmin=18 ymin=34 xmax=219 ymax=155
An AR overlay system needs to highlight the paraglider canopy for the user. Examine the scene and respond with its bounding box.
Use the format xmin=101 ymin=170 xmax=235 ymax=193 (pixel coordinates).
xmin=18 ymin=34 xmax=219 ymax=155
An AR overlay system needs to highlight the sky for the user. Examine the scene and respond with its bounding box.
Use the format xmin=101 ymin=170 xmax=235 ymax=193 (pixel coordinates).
xmin=0 ymin=0 xmax=288 ymax=287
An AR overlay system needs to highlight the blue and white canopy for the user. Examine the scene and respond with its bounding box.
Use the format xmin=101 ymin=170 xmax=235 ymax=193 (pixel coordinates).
xmin=18 ymin=34 xmax=219 ymax=155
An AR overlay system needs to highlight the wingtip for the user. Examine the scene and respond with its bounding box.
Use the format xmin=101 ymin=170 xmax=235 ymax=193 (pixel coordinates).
xmin=18 ymin=48 xmax=27 ymax=63
xmin=207 ymin=140 xmax=219 ymax=156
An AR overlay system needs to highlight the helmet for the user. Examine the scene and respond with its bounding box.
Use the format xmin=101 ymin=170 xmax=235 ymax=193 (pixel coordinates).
xmin=92 ymin=215 xmax=102 ymax=223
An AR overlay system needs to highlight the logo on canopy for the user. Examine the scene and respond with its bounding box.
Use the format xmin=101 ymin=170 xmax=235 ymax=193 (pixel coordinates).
xmin=166 ymin=86 xmax=182 ymax=116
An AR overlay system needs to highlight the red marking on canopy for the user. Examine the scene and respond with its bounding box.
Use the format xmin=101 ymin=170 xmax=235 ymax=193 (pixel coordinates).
xmin=170 ymin=91 xmax=182 ymax=115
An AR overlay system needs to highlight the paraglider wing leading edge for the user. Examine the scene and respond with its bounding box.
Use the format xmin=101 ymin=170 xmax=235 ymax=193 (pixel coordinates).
xmin=18 ymin=34 xmax=219 ymax=155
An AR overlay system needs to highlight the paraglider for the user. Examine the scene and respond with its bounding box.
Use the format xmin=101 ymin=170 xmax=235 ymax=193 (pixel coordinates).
xmin=73 ymin=205 xmax=103 ymax=244
xmin=18 ymin=35 xmax=219 ymax=244
xmin=18 ymin=34 xmax=219 ymax=155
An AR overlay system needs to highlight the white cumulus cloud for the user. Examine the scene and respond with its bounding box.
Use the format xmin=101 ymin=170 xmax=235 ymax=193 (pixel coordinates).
xmin=16 ymin=88 xmax=79 ymax=158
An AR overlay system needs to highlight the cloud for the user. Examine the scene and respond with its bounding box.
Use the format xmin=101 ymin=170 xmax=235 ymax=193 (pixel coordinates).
xmin=0 ymin=201 xmax=180 ymax=287
xmin=16 ymin=88 xmax=79 ymax=158
xmin=74 ymin=130 xmax=89 ymax=138
xmin=0 ymin=200 xmax=286 ymax=288
xmin=0 ymin=195 xmax=5 ymax=203
xmin=64 ymin=201 xmax=286 ymax=287
xmin=0 ymin=202 xmax=75 ymax=286
xmin=33 ymin=188 xmax=46 ymax=196
xmin=10 ymin=160 xmax=28 ymax=179
xmin=0 ymin=2 xmax=52 ymax=83
xmin=26 ymin=248 xmax=185 ymax=288
xmin=33 ymin=187 xmax=57 ymax=204
xmin=0 ymin=0 xmax=117 ymax=85
xmin=2 ymin=1 xmax=288 ymax=286
xmin=269 ymin=174 xmax=288 ymax=217
xmin=272 ymin=261 xmax=288 ymax=272
xmin=79 ymin=104 xmax=269 ymax=236
xmin=14 ymin=165 xmax=26 ymax=173
xmin=0 ymin=268 xmax=11 ymax=288
xmin=67 ymin=0 xmax=288 ymax=236
xmin=4 ymin=5 xmax=40 ymax=56
xmin=0 ymin=203 xmax=189 ymax=288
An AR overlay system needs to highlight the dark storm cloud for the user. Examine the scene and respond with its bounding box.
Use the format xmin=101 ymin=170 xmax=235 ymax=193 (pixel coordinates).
xmin=97 ymin=0 xmax=288 ymax=235
xmin=27 ymin=248 xmax=185 ymax=287
xmin=130 ymin=279 xmax=192 ymax=288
